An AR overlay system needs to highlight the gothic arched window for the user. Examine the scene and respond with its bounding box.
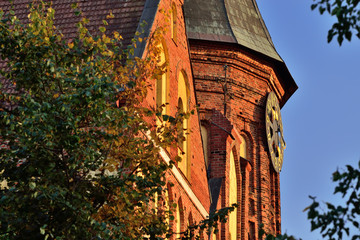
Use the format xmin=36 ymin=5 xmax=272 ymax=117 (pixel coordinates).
xmin=229 ymin=149 xmax=238 ymax=240
xmin=178 ymin=70 xmax=190 ymax=178
xmin=156 ymin=42 xmax=168 ymax=115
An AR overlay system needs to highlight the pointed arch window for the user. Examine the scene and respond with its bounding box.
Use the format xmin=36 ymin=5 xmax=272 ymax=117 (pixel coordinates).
xmin=240 ymin=135 xmax=247 ymax=159
xmin=156 ymin=42 xmax=168 ymax=115
xmin=178 ymin=70 xmax=190 ymax=178
xmin=200 ymin=124 xmax=209 ymax=167
xmin=176 ymin=198 xmax=184 ymax=239
xmin=240 ymin=135 xmax=254 ymax=192
xmin=229 ymin=149 xmax=238 ymax=240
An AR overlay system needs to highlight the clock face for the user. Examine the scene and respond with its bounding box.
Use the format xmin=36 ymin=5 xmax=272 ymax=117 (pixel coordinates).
xmin=265 ymin=92 xmax=285 ymax=173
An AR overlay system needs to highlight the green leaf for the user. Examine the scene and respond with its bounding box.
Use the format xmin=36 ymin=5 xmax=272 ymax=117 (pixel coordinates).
xmin=311 ymin=4 xmax=318 ymax=10
xmin=319 ymin=6 xmax=326 ymax=14
xmin=29 ymin=182 xmax=36 ymax=190
xmin=71 ymin=3 xmax=79 ymax=9
xmin=40 ymin=225 xmax=47 ymax=235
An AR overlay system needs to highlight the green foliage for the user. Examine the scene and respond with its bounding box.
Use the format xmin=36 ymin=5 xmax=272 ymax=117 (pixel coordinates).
xmin=311 ymin=0 xmax=360 ymax=45
xmin=262 ymin=161 xmax=360 ymax=240
xmin=259 ymin=224 xmax=299 ymax=240
xmin=303 ymin=160 xmax=360 ymax=240
xmin=181 ymin=203 xmax=238 ymax=240
xmin=0 ymin=2 xmax=233 ymax=239
xmin=0 ymin=2 xmax=169 ymax=239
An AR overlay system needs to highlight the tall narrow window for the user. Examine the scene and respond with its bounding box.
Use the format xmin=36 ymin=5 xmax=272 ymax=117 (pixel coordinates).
xmin=176 ymin=203 xmax=181 ymax=239
xmin=240 ymin=135 xmax=247 ymax=159
xmin=240 ymin=135 xmax=248 ymax=239
xmin=229 ymin=150 xmax=237 ymax=240
xmin=178 ymin=71 xmax=190 ymax=178
xmin=187 ymin=213 xmax=194 ymax=237
xmin=176 ymin=199 xmax=184 ymax=239
xmin=156 ymin=43 xmax=167 ymax=115
xmin=249 ymin=221 xmax=256 ymax=240
xmin=200 ymin=124 xmax=209 ymax=167
xmin=240 ymin=135 xmax=254 ymax=192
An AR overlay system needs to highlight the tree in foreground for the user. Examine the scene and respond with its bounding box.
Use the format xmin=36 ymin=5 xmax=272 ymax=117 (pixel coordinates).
xmin=0 ymin=2 xmax=233 ymax=239
xmin=258 ymin=225 xmax=297 ymax=240
xmin=304 ymin=161 xmax=360 ymax=240
xmin=311 ymin=0 xmax=360 ymax=45
xmin=263 ymin=161 xmax=360 ymax=240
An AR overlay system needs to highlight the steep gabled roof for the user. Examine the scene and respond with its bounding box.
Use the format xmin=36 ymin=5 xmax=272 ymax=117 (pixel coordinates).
xmin=0 ymin=0 xmax=147 ymax=47
xmin=0 ymin=0 xmax=152 ymax=102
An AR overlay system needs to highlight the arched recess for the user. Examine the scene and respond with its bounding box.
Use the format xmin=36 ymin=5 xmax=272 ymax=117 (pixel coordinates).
xmin=187 ymin=212 xmax=194 ymax=237
xmin=171 ymin=2 xmax=177 ymax=42
xmin=161 ymin=182 xmax=173 ymax=232
xmin=239 ymin=132 xmax=255 ymax=239
xmin=270 ymin=165 xmax=280 ymax=234
xmin=165 ymin=182 xmax=176 ymax=236
xmin=176 ymin=197 xmax=184 ymax=239
xmin=200 ymin=120 xmax=210 ymax=169
xmin=200 ymin=125 xmax=209 ymax=166
xmin=156 ymin=41 xmax=169 ymax=115
xmin=228 ymin=147 xmax=240 ymax=240
xmin=177 ymin=70 xmax=190 ymax=178
xmin=240 ymin=134 xmax=254 ymax=192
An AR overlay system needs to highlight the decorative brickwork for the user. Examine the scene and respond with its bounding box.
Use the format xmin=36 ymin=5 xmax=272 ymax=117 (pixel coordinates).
xmin=0 ymin=0 xmax=297 ymax=239
xmin=189 ymin=40 xmax=294 ymax=238
xmin=143 ymin=1 xmax=212 ymax=236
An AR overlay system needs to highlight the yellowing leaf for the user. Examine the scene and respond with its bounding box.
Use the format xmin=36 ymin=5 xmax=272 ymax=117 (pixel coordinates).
xmin=47 ymin=7 xmax=54 ymax=14
xmin=106 ymin=11 xmax=114 ymax=19
xmin=82 ymin=17 xmax=89 ymax=25
xmin=102 ymin=34 xmax=111 ymax=44
xmin=71 ymin=3 xmax=79 ymax=9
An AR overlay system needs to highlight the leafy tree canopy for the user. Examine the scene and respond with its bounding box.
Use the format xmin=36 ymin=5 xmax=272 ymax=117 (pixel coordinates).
xmin=311 ymin=0 xmax=360 ymax=45
xmin=0 ymin=1 xmax=234 ymax=239
xmin=304 ymin=161 xmax=360 ymax=240
xmin=264 ymin=160 xmax=360 ymax=240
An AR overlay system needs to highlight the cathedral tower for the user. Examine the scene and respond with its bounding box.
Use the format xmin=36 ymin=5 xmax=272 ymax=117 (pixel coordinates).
xmin=184 ymin=0 xmax=298 ymax=238
xmin=0 ymin=0 xmax=297 ymax=239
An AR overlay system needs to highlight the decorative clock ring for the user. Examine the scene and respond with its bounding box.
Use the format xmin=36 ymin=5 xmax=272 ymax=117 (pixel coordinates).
xmin=265 ymin=91 xmax=286 ymax=173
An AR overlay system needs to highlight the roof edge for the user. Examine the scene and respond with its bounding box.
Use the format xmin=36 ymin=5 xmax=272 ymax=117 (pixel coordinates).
xmin=188 ymin=38 xmax=298 ymax=106
xmin=133 ymin=0 xmax=160 ymax=58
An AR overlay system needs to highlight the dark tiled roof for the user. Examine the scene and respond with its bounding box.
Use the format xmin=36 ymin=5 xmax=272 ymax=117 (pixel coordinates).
xmin=0 ymin=0 xmax=146 ymax=46
xmin=0 ymin=0 xmax=147 ymax=103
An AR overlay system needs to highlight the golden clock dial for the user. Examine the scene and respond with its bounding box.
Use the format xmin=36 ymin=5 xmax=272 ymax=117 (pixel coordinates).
xmin=265 ymin=92 xmax=285 ymax=173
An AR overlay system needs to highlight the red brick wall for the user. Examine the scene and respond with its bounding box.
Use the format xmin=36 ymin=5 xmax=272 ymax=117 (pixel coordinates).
xmin=189 ymin=39 xmax=286 ymax=238
xmin=143 ymin=0 xmax=212 ymax=236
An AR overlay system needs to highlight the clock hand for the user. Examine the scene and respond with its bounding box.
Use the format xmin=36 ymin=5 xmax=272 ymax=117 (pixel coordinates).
xmin=276 ymin=126 xmax=286 ymax=149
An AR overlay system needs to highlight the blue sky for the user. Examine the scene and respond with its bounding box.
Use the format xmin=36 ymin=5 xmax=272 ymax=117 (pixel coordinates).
xmin=256 ymin=1 xmax=360 ymax=239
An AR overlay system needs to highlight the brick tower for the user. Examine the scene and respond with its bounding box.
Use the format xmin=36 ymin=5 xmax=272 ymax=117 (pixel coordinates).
xmin=184 ymin=0 xmax=298 ymax=239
